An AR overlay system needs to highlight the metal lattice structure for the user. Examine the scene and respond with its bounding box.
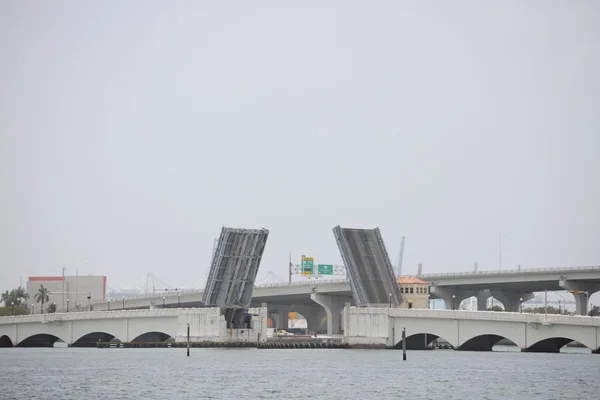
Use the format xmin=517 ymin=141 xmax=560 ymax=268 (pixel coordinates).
xmin=202 ymin=227 xmax=269 ymax=328
xmin=332 ymin=225 xmax=403 ymax=307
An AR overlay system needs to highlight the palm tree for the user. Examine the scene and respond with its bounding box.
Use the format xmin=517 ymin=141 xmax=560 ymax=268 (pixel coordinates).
xmin=0 ymin=290 xmax=9 ymax=305
xmin=34 ymin=285 xmax=50 ymax=313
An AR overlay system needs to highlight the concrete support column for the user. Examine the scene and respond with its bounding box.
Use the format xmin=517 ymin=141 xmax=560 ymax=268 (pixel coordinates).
xmin=293 ymin=305 xmax=327 ymax=333
xmin=268 ymin=307 xmax=289 ymax=330
xmin=574 ymin=295 xmax=589 ymax=316
xmin=489 ymin=290 xmax=534 ymax=312
xmin=476 ymin=290 xmax=491 ymax=311
xmin=559 ymin=280 xmax=600 ymax=316
xmin=429 ymin=286 xmax=476 ymax=310
xmin=310 ymin=293 xmax=348 ymax=335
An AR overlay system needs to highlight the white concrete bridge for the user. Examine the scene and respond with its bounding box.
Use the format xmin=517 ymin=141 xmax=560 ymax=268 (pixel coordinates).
xmin=1 ymin=306 xmax=599 ymax=353
xmin=0 ymin=307 xmax=268 ymax=347
xmin=343 ymin=307 xmax=600 ymax=353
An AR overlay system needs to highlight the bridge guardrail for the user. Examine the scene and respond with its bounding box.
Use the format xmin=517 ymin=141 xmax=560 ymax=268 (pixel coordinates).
xmin=0 ymin=308 xmax=219 ymax=325
xmin=100 ymin=265 xmax=600 ymax=304
xmin=420 ymin=265 xmax=600 ymax=279
xmin=103 ymin=279 xmax=350 ymax=303
xmin=3 ymin=307 xmax=599 ymax=326
xmin=349 ymin=307 xmax=600 ymax=326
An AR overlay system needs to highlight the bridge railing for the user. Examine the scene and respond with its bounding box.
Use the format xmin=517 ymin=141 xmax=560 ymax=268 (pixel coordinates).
xmin=365 ymin=308 xmax=600 ymax=326
xmin=420 ymin=265 xmax=600 ymax=279
xmin=0 ymin=307 xmax=218 ymax=325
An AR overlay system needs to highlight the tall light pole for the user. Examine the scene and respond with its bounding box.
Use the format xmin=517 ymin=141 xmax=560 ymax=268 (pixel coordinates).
xmin=122 ymin=296 xmax=125 ymax=310
xmin=452 ymin=294 xmax=456 ymax=310
xmin=66 ymin=298 xmax=69 ymax=313
xmin=499 ymin=234 xmax=507 ymax=271
xmin=178 ymin=293 xmax=181 ymax=308
xmin=62 ymin=266 xmax=66 ymax=312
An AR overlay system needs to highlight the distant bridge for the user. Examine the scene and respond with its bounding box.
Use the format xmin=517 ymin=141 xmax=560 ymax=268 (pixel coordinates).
xmin=94 ymin=265 xmax=600 ymax=333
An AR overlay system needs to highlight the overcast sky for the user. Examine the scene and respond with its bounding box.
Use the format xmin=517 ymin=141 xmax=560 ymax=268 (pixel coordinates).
xmin=1 ymin=1 xmax=599 ymax=302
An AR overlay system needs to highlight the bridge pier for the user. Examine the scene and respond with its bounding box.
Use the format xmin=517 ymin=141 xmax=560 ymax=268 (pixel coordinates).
xmin=429 ymin=286 xmax=478 ymax=310
xmin=291 ymin=304 xmax=327 ymax=334
xmin=559 ymin=280 xmax=600 ymax=315
xmin=268 ymin=308 xmax=289 ymax=330
xmin=475 ymin=290 xmax=491 ymax=311
xmin=489 ymin=291 xmax=534 ymax=312
xmin=310 ymin=293 xmax=348 ymax=335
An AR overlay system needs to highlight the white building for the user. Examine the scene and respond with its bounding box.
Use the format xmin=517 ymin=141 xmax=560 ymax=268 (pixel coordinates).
xmin=27 ymin=275 xmax=106 ymax=313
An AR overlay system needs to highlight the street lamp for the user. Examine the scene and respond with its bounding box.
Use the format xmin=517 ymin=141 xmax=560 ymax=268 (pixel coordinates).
xmin=452 ymin=294 xmax=456 ymax=310
xmin=66 ymin=298 xmax=69 ymax=312
xmin=87 ymin=294 xmax=91 ymax=311
xmin=519 ymin=297 xmax=524 ymax=312
xmin=162 ymin=296 xmax=166 ymax=308
xmin=122 ymin=296 xmax=125 ymax=310
xmin=31 ymin=304 xmax=34 ymax=314
xmin=108 ymin=300 xmax=111 ymax=311
xmin=178 ymin=293 xmax=181 ymax=308
xmin=388 ymin=293 xmax=392 ymax=309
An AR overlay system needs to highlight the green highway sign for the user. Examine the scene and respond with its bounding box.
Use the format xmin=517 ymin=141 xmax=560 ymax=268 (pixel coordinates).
xmin=302 ymin=257 xmax=314 ymax=275
xmin=317 ymin=264 xmax=334 ymax=275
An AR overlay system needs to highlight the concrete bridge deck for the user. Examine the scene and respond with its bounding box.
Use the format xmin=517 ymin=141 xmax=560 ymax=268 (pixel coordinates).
xmin=93 ymin=266 xmax=600 ymax=321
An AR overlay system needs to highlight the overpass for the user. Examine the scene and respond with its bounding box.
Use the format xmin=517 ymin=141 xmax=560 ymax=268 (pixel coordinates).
xmin=92 ymin=265 xmax=600 ymax=331
xmin=423 ymin=265 xmax=600 ymax=314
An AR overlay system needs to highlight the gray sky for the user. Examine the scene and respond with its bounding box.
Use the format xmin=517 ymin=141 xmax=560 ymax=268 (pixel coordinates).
xmin=1 ymin=1 xmax=599 ymax=299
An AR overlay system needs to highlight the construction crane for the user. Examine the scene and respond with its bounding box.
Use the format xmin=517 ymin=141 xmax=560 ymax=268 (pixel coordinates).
xmin=396 ymin=236 xmax=405 ymax=277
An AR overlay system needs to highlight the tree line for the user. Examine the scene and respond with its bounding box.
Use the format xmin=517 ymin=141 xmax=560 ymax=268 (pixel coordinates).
xmin=0 ymin=284 xmax=54 ymax=315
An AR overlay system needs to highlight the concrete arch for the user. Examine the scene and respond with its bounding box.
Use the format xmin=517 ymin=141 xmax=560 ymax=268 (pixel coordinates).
xmin=286 ymin=311 xmax=307 ymax=333
xmin=0 ymin=335 xmax=14 ymax=347
xmin=526 ymin=337 xmax=574 ymax=353
xmin=18 ymin=333 xmax=68 ymax=347
xmin=525 ymin=325 xmax=598 ymax=353
xmin=458 ymin=334 xmax=520 ymax=351
xmin=397 ymin=333 xmax=444 ymax=350
xmin=127 ymin=318 xmax=178 ymax=342
xmin=72 ymin=332 xmax=122 ymax=347
xmin=395 ymin=331 xmax=456 ymax=349
xmin=131 ymin=331 xmax=172 ymax=343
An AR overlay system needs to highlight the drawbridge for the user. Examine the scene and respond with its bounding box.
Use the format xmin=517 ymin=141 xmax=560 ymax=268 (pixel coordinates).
xmin=332 ymin=225 xmax=403 ymax=307
xmin=202 ymin=226 xmax=270 ymax=328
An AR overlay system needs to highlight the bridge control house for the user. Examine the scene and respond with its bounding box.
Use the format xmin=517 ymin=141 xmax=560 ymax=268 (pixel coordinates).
xmin=396 ymin=277 xmax=429 ymax=309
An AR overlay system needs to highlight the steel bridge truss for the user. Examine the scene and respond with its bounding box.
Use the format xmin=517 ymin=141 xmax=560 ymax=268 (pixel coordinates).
xmin=202 ymin=226 xmax=270 ymax=328
xmin=332 ymin=225 xmax=403 ymax=307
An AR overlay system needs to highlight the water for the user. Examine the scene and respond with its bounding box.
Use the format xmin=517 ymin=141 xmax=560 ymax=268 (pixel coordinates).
xmin=0 ymin=347 xmax=598 ymax=399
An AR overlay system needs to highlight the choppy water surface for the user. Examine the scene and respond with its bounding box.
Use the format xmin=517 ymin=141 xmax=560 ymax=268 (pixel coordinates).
xmin=0 ymin=347 xmax=598 ymax=399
